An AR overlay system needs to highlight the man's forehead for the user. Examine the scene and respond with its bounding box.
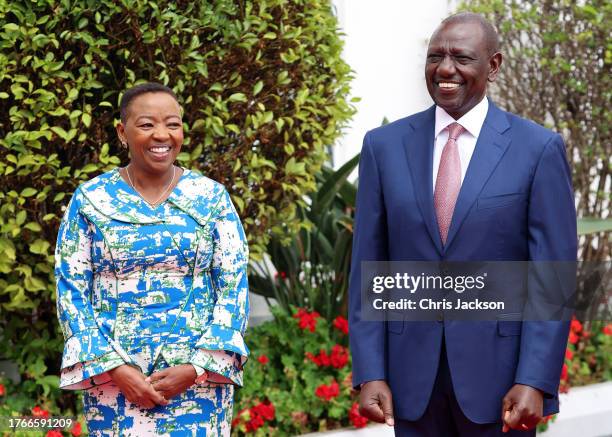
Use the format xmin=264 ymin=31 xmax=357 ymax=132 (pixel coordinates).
xmin=429 ymin=21 xmax=486 ymax=50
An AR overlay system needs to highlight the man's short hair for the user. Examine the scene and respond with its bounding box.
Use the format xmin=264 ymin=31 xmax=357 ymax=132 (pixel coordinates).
xmin=441 ymin=12 xmax=500 ymax=55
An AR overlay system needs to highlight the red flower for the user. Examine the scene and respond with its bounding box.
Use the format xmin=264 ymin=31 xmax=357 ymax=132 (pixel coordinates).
xmin=32 ymin=406 xmax=50 ymax=418
xmin=245 ymin=413 xmax=264 ymax=432
xmin=560 ymin=363 xmax=568 ymax=381
xmin=306 ymin=349 xmax=331 ymax=367
xmin=333 ymin=316 xmax=349 ymax=335
xmin=565 ymin=348 xmax=573 ymax=360
xmin=257 ymin=355 xmax=269 ymax=365
xmin=570 ymin=318 xmax=582 ymax=333
xmin=603 ymin=324 xmax=612 ymax=336
xmin=541 ymin=415 xmax=553 ymax=424
xmin=348 ymin=402 xmax=368 ymax=428
xmin=330 ymin=345 xmax=349 ymax=369
xmin=46 ymin=432 xmax=63 ymax=437
xmin=274 ymin=271 xmax=287 ymax=280
xmin=252 ymin=401 xmax=275 ymax=421
xmin=71 ymin=422 xmax=82 ymax=436
xmin=315 ymin=380 xmax=340 ymax=401
xmin=293 ymin=308 xmax=320 ymax=332
xmin=568 ymin=331 xmax=579 ymax=344
xmin=0 ymin=383 xmax=5 ymax=396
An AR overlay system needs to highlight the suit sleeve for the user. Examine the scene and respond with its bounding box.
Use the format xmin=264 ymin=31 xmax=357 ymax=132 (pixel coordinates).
xmin=349 ymin=132 xmax=389 ymax=388
xmin=190 ymin=188 xmax=250 ymax=386
xmin=55 ymin=189 xmax=126 ymax=390
xmin=515 ymin=133 xmax=577 ymax=396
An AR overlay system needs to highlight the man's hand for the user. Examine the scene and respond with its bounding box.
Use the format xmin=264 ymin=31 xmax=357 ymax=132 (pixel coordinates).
xmin=501 ymin=384 xmax=543 ymax=432
xmin=359 ymin=380 xmax=395 ymax=426
xmin=109 ymin=365 xmax=169 ymax=409
xmin=145 ymin=364 xmax=197 ymax=401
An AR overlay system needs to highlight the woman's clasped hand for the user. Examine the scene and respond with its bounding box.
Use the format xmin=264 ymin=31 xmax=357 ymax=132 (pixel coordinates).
xmin=108 ymin=364 xmax=199 ymax=409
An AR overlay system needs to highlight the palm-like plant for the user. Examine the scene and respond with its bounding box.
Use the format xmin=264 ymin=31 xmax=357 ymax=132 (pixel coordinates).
xmin=249 ymin=154 xmax=359 ymax=320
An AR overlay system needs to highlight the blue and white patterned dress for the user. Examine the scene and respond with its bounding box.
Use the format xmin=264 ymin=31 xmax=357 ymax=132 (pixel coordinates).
xmin=55 ymin=168 xmax=249 ymax=436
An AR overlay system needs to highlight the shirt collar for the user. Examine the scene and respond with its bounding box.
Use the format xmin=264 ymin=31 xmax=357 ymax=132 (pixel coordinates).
xmin=434 ymin=96 xmax=489 ymax=139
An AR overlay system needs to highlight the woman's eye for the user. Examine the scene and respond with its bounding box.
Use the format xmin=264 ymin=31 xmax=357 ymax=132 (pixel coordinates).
xmin=138 ymin=123 xmax=153 ymax=128
xmin=168 ymin=123 xmax=182 ymax=129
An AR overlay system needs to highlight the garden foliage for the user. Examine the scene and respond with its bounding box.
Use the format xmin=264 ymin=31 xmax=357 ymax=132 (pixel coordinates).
xmin=0 ymin=0 xmax=354 ymax=405
xmin=463 ymin=0 xmax=611 ymax=260
xmin=249 ymin=154 xmax=358 ymax=320
xmin=232 ymin=306 xmax=367 ymax=436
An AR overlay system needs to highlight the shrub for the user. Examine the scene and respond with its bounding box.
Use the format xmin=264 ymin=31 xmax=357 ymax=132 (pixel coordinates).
xmin=233 ymin=307 xmax=367 ymax=435
xmin=0 ymin=0 xmax=353 ymax=405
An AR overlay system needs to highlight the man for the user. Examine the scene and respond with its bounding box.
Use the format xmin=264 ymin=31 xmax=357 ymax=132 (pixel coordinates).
xmin=348 ymin=12 xmax=576 ymax=436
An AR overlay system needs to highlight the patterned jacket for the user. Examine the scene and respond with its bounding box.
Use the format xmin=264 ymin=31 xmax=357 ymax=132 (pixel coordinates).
xmin=55 ymin=168 xmax=249 ymax=390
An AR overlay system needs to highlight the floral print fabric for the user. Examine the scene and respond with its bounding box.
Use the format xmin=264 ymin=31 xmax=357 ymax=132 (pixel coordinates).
xmin=55 ymin=168 xmax=249 ymax=435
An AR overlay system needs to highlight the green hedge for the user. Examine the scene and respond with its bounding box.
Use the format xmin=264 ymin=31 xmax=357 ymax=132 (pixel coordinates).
xmin=0 ymin=0 xmax=354 ymax=404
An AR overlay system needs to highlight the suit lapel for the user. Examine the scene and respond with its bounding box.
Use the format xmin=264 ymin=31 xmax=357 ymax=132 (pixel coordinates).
xmin=403 ymin=106 xmax=443 ymax=255
xmin=444 ymin=102 xmax=511 ymax=249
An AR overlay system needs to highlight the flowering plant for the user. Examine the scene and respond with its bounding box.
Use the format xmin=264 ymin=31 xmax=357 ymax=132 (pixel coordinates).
xmin=562 ymin=318 xmax=612 ymax=390
xmin=0 ymin=376 xmax=85 ymax=436
xmin=537 ymin=318 xmax=611 ymax=433
xmin=232 ymin=306 xmax=368 ymax=435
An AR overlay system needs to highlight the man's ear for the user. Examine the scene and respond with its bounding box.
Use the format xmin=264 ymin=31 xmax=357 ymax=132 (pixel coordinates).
xmin=488 ymin=52 xmax=503 ymax=82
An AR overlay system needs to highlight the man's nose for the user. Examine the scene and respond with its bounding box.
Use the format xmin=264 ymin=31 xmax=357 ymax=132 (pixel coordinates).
xmin=437 ymin=55 xmax=456 ymax=76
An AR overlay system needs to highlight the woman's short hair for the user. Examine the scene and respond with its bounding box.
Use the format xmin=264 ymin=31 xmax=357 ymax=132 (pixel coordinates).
xmin=119 ymin=82 xmax=179 ymax=122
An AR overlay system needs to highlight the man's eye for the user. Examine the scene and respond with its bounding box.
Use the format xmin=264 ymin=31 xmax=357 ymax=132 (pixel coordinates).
xmin=168 ymin=123 xmax=182 ymax=128
xmin=139 ymin=123 xmax=153 ymax=128
xmin=427 ymin=55 xmax=442 ymax=62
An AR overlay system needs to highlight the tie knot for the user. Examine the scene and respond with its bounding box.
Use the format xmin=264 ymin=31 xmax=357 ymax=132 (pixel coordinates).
xmin=447 ymin=122 xmax=465 ymax=141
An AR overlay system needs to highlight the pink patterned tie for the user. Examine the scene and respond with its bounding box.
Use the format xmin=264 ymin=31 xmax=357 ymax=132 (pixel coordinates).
xmin=434 ymin=122 xmax=465 ymax=245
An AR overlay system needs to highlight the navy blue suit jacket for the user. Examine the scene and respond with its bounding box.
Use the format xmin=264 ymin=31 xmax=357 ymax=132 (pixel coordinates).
xmin=348 ymin=101 xmax=577 ymax=423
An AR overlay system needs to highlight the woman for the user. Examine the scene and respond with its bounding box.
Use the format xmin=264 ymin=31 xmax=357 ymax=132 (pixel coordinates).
xmin=55 ymin=82 xmax=249 ymax=436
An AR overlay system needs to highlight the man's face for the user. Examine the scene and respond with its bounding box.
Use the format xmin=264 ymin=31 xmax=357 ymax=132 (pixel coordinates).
xmin=425 ymin=20 xmax=501 ymax=119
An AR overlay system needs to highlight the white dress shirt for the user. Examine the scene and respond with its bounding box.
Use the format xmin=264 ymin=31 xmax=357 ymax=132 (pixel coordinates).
xmin=432 ymin=96 xmax=489 ymax=190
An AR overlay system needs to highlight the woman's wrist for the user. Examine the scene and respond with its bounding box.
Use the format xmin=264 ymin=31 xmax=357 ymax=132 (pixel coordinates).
xmin=190 ymin=364 xmax=208 ymax=384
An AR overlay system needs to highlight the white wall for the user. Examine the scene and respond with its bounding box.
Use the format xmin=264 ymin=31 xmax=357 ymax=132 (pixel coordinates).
xmin=331 ymin=0 xmax=459 ymax=169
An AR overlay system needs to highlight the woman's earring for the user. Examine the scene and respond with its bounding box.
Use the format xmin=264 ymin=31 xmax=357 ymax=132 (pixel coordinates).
xmin=121 ymin=140 xmax=127 ymax=149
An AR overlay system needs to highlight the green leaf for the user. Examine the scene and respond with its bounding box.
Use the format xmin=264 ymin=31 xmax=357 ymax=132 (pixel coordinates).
xmin=253 ymin=80 xmax=264 ymax=96
xmin=82 ymin=113 xmax=92 ymax=127
xmin=24 ymin=222 xmax=42 ymax=232
xmin=20 ymin=188 xmax=37 ymax=197
xmin=228 ymin=93 xmax=247 ymax=103
xmin=312 ymin=152 xmax=360 ymax=215
xmin=16 ymin=210 xmax=27 ymax=225
xmin=25 ymin=275 xmax=46 ymax=292
xmin=81 ymin=163 xmax=99 ymax=173
xmin=50 ymin=126 xmax=68 ymax=140
xmin=29 ymin=239 xmax=50 ymax=255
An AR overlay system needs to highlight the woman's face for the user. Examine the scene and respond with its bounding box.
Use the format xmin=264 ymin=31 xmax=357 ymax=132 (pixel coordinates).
xmin=116 ymin=92 xmax=183 ymax=174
